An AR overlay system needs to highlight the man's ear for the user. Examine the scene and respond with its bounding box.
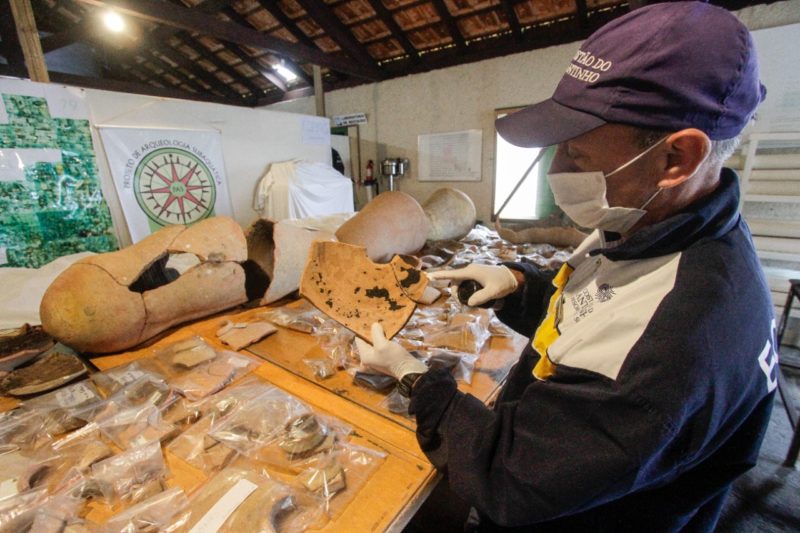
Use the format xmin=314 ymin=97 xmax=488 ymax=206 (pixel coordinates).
xmin=658 ymin=129 xmax=711 ymax=189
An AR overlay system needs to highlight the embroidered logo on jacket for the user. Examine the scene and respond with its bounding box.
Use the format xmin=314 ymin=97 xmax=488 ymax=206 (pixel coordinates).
xmin=757 ymin=318 xmax=779 ymax=393
xmin=595 ymin=283 xmax=616 ymax=303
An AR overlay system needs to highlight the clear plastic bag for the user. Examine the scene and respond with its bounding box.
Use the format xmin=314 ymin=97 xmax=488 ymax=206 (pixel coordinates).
xmin=0 ymin=447 xmax=61 ymax=500
xmin=154 ymin=337 xmax=259 ymax=401
xmin=26 ymin=486 xmax=86 ymax=533
xmin=184 ymin=466 xmax=321 ymax=533
xmin=380 ymin=388 xmax=411 ymax=417
xmin=90 ymin=441 xmax=168 ymax=507
xmin=417 ymin=348 xmax=479 ymax=385
xmin=311 ymin=318 xmax=357 ymax=371
xmin=209 ymin=386 xmax=350 ymax=468
xmin=154 ymin=336 xmax=218 ymax=371
xmin=105 ymin=375 xmax=180 ymax=414
xmin=259 ymin=302 xmax=323 ymax=334
xmin=102 ymin=486 xmax=190 ymax=533
xmin=0 ymin=487 xmax=50 ymax=532
xmin=90 ymin=360 xmax=167 ymax=398
xmin=20 ymin=380 xmax=105 ymax=437
xmin=293 ymin=442 xmax=386 ymax=517
xmin=0 ymin=468 xmax=88 ymax=532
xmin=50 ymin=425 xmax=114 ymax=475
xmin=0 ymin=409 xmax=52 ymax=451
xmin=423 ymin=311 xmax=492 ymax=354
xmin=215 ymin=320 xmax=277 ymax=351
xmin=167 ymin=378 xmax=273 ymax=473
xmin=302 ymin=358 xmax=336 ymax=380
xmin=172 ymin=351 xmax=258 ymax=401
xmin=95 ymin=403 xmax=177 ymax=450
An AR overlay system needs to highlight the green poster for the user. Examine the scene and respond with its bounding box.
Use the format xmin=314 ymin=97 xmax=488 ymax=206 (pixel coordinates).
xmin=0 ymin=82 xmax=118 ymax=268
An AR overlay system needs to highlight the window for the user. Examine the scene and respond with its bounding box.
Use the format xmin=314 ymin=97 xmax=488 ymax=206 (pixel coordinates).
xmin=492 ymin=108 xmax=548 ymax=221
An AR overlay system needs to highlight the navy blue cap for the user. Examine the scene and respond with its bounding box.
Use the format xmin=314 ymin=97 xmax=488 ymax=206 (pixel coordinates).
xmin=496 ymin=1 xmax=767 ymax=147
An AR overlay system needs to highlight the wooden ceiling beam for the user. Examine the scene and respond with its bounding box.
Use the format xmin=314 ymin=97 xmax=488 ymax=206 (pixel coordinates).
xmin=48 ymin=70 xmax=240 ymax=105
xmin=0 ymin=0 xmax=28 ymax=77
xmin=256 ymin=84 xmax=314 ymax=106
xmin=364 ymin=0 xmax=419 ymax=62
xmin=500 ymin=0 xmax=523 ymax=40
xmin=32 ymin=0 xmax=205 ymax=96
xmin=72 ymin=0 xmax=381 ymax=80
xmin=128 ymin=2 xmax=266 ymax=97
xmin=251 ymin=0 xmax=317 ymax=49
xmin=575 ymin=0 xmax=589 ymax=31
xmin=292 ymin=0 xmax=379 ymax=70
xmin=144 ymin=43 xmax=245 ymax=102
xmin=134 ymin=49 xmax=212 ymax=95
xmin=9 ymin=0 xmax=49 ymax=81
xmin=169 ymin=34 xmax=263 ymax=96
xmin=430 ymin=0 xmax=466 ymax=52
xmin=219 ymin=5 xmax=302 ymax=90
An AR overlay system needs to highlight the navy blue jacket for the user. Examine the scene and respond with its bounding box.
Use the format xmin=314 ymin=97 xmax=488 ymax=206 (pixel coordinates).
xmin=410 ymin=169 xmax=777 ymax=532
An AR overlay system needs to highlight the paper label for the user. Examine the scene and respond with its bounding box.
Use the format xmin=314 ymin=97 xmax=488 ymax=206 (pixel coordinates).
xmin=0 ymin=478 xmax=19 ymax=500
xmin=54 ymin=383 xmax=96 ymax=408
xmin=189 ymin=478 xmax=258 ymax=533
xmin=228 ymin=356 xmax=251 ymax=369
xmin=111 ymin=369 xmax=146 ymax=386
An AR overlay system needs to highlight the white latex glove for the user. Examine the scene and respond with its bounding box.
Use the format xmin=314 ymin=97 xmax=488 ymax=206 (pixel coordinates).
xmin=354 ymin=323 xmax=428 ymax=380
xmin=427 ymin=264 xmax=519 ymax=306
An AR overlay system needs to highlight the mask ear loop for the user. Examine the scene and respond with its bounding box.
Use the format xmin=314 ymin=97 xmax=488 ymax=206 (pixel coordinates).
xmin=605 ymin=136 xmax=669 ymax=178
xmin=638 ymin=187 xmax=663 ymax=210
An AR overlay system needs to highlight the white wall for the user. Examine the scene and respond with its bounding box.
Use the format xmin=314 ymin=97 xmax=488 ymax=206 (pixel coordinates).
xmin=86 ymin=90 xmax=330 ymax=246
xmin=267 ymin=0 xmax=800 ymax=223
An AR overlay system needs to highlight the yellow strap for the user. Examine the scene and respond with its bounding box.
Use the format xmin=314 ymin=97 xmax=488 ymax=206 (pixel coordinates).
xmin=531 ymin=263 xmax=573 ymax=380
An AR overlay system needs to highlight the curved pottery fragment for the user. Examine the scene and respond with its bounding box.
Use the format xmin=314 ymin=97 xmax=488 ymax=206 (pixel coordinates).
xmin=423 ymin=187 xmax=477 ymax=241
xmin=300 ymin=241 xmax=427 ymax=340
xmin=496 ymin=224 xmax=588 ymax=247
xmin=335 ymin=191 xmax=428 ymax=262
xmin=40 ymin=217 xmax=248 ymax=354
xmin=246 ymin=216 xmax=340 ymax=305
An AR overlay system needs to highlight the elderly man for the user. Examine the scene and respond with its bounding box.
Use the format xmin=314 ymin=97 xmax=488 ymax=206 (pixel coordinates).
xmin=356 ymin=2 xmax=777 ymax=531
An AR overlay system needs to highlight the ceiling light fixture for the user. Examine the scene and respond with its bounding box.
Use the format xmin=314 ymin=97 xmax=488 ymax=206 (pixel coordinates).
xmin=103 ymin=11 xmax=125 ymax=33
xmin=274 ymin=64 xmax=297 ymax=83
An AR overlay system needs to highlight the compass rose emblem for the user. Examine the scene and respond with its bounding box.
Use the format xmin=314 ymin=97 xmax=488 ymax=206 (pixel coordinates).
xmin=133 ymin=147 xmax=216 ymax=227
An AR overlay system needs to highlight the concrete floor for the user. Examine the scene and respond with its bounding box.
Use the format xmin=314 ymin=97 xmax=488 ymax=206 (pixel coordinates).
xmin=717 ymin=345 xmax=800 ymax=532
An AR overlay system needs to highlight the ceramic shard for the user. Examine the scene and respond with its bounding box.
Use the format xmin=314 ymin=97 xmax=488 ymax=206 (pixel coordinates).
xmin=495 ymin=223 xmax=588 ymax=247
xmin=335 ymin=191 xmax=428 ymax=262
xmin=246 ymin=217 xmax=339 ymax=305
xmin=300 ymin=241 xmax=428 ymax=340
xmin=39 ymin=217 xmax=249 ymax=354
xmin=423 ymin=187 xmax=477 ymax=241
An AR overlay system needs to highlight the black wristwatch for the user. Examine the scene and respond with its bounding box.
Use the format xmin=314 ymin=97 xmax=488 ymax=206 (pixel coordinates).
xmin=398 ymin=372 xmax=424 ymax=398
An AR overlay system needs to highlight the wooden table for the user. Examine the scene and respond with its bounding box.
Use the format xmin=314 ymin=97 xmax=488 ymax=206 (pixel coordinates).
xmin=48 ymin=298 xmax=525 ymax=531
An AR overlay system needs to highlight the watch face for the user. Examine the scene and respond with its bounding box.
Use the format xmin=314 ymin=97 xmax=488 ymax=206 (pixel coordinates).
xmin=134 ymin=147 xmax=216 ymax=227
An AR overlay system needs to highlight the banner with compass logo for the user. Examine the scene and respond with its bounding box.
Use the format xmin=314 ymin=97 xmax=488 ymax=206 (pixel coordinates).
xmin=99 ymin=127 xmax=233 ymax=242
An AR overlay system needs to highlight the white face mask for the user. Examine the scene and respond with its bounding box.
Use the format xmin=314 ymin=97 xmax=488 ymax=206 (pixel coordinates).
xmin=547 ymin=137 xmax=667 ymax=233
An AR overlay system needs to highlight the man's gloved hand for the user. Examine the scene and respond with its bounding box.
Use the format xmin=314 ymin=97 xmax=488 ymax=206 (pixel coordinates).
xmin=354 ymin=323 xmax=427 ymax=380
xmin=427 ymin=263 xmax=519 ymax=306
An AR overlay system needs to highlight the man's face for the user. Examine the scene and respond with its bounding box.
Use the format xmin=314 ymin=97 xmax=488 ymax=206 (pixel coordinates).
xmin=549 ymin=124 xmax=664 ymax=209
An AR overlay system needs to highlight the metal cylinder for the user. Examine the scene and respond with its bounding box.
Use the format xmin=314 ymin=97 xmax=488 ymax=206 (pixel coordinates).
xmin=365 ymin=183 xmax=376 ymax=203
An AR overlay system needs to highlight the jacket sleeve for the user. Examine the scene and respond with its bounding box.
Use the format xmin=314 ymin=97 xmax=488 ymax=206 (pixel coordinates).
xmin=495 ymin=263 xmax=557 ymax=337
xmin=409 ymin=364 xmax=677 ymax=527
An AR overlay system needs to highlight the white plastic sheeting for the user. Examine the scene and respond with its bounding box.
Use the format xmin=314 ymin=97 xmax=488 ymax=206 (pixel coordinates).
xmin=253 ymin=160 xmax=354 ymax=220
